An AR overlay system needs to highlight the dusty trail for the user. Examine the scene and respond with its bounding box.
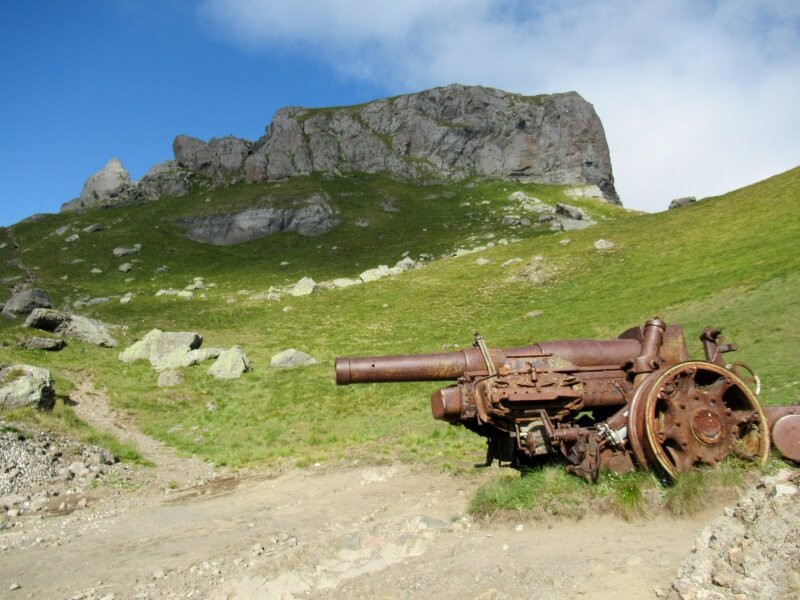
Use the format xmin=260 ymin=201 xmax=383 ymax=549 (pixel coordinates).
xmin=0 ymin=382 xmax=722 ymax=599
xmin=0 ymin=461 xmax=716 ymax=600
xmin=69 ymin=380 xmax=219 ymax=489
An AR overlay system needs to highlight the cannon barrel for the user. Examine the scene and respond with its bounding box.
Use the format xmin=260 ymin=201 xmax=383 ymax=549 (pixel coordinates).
xmin=335 ymin=338 xmax=643 ymax=384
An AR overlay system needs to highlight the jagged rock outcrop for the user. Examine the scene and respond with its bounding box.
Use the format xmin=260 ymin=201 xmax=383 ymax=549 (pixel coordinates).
xmin=173 ymin=135 xmax=250 ymax=179
xmin=176 ymin=193 xmax=339 ymax=245
xmin=60 ymin=84 xmax=619 ymax=214
xmin=61 ymin=159 xmax=132 ymax=212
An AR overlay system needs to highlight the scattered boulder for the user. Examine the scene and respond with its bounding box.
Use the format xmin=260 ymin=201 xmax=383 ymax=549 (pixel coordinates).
xmin=669 ymin=196 xmax=697 ymax=210
xmin=120 ymin=292 xmax=134 ymax=305
xmin=24 ymin=308 xmax=69 ymax=331
xmin=64 ymin=234 xmax=79 ymax=243
xmin=118 ymin=329 xmax=203 ymax=368
xmin=0 ymin=364 xmax=55 ymax=410
xmin=331 ymin=278 xmax=361 ymax=289
xmin=359 ymin=265 xmax=390 ymax=283
xmin=18 ymin=337 xmax=66 ymax=351
xmin=90 ymin=268 xmax=102 ymax=274
xmin=25 ymin=309 xmax=117 ymax=348
xmin=1 ymin=289 xmax=51 ymax=318
xmin=475 ymin=257 xmax=491 ymax=266
xmin=113 ymin=244 xmax=141 ymax=257
xmin=555 ymin=203 xmax=586 ymax=221
xmin=270 ymin=349 xmax=317 ymax=368
xmin=157 ymin=370 xmax=183 ymax=387
xmin=118 ymin=263 xmax=133 ymax=273
xmin=153 ymin=346 xmax=223 ymax=371
xmin=290 ymin=277 xmax=319 ymax=297
xmin=208 ymin=346 xmax=251 ymax=380
xmin=593 ymin=239 xmax=615 ymax=251
xmin=54 ymin=225 xmax=70 ymax=236
xmin=82 ymin=223 xmax=102 ymax=233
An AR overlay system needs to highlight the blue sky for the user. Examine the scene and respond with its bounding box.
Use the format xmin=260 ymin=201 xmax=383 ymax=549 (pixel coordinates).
xmin=2 ymin=1 xmax=799 ymax=226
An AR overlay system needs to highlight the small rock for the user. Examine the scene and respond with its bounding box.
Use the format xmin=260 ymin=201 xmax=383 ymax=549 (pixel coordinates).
xmin=359 ymin=265 xmax=390 ymax=283
xmin=270 ymin=349 xmax=317 ymax=368
xmin=593 ymin=239 xmax=615 ymax=250
xmin=120 ymin=292 xmax=134 ymax=305
xmin=90 ymin=268 xmax=103 ymax=274
xmin=118 ymin=263 xmax=133 ymax=273
xmin=65 ymin=234 xmax=79 ymax=243
xmin=157 ymin=370 xmax=183 ymax=387
xmin=525 ymin=310 xmax=543 ymax=318
xmin=290 ymin=277 xmax=319 ymax=297
xmin=9 ymin=583 xmax=20 ymax=591
xmin=18 ymin=337 xmax=66 ymax=351
xmin=83 ymin=223 xmax=103 ymax=233
xmin=208 ymin=346 xmax=251 ymax=380
xmin=501 ymin=258 xmax=522 ymax=268
xmin=773 ymin=483 xmax=797 ymax=497
xmin=669 ymin=196 xmax=696 ymax=210
xmin=475 ymin=257 xmax=490 ymax=266
xmin=559 ymin=238 xmax=572 ymax=245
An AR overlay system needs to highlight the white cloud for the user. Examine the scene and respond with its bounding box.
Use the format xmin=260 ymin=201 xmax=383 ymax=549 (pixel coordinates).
xmin=200 ymin=0 xmax=800 ymax=211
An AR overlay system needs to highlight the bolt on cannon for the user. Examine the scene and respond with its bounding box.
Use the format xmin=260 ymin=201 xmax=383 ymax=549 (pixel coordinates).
xmin=336 ymin=318 xmax=800 ymax=481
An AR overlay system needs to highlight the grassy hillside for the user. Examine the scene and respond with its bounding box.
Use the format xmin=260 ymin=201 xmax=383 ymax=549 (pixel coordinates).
xmin=1 ymin=167 xmax=798 ymax=474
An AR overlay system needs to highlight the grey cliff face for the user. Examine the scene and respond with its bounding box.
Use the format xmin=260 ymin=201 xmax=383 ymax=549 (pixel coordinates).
xmin=61 ymin=84 xmax=619 ymax=214
xmin=176 ymin=193 xmax=339 ymax=245
xmin=244 ymin=85 xmax=618 ymax=202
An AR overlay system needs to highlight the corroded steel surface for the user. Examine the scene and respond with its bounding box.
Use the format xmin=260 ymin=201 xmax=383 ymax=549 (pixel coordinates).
xmin=336 ymin=318 xmax=800 ymax=480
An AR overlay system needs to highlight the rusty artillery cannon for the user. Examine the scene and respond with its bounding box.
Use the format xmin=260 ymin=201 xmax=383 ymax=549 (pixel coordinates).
xmin=336 ymin=318 xmax=800 ymax=481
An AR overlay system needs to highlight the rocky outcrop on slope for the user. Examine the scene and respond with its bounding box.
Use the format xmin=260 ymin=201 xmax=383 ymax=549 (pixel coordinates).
xmin=176 ymin=192 xmax=339 ymax=245
xmin=60 ymin=84 xmax=619 ymax=214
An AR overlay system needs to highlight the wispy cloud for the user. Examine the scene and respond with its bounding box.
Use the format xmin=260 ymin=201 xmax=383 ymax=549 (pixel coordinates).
xmin=199 ymin=0 xmax=800 ymax=210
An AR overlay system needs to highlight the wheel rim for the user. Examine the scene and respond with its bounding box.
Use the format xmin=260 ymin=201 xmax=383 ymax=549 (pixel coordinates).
xmin=638 ymin=361 xmax=769 ymax=479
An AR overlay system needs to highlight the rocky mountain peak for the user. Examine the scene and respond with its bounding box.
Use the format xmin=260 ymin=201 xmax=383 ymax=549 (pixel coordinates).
xmin=61 ymin=84 xmax=620 ymax=213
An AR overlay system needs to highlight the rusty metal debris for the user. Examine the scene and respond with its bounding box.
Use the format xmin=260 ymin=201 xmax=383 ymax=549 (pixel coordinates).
xmin=336 ymin=318 xmax=800 ymax=481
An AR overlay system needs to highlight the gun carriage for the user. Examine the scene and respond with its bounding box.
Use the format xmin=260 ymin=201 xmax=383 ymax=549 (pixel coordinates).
xmin=336 ymin=318 xmax=800 ymax=481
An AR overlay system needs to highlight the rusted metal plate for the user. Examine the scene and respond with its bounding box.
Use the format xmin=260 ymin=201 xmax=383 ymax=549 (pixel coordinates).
xmin=772 ymin=415 xmax=800 ymax=462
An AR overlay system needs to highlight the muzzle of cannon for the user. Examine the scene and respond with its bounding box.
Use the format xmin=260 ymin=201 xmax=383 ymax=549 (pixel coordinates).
xmin=335 ymin=318 xmax=800 ymax=481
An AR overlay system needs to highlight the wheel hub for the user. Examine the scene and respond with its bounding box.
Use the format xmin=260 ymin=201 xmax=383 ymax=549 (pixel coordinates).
xmin=691 ymin=408 xmax=723 ymax=445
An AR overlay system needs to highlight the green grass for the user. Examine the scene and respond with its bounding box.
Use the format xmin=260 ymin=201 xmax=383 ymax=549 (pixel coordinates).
xmin=0 ymin=166 xmax=798 ymax=481
xmin=469 ymin=456 xmax=770 ymax=520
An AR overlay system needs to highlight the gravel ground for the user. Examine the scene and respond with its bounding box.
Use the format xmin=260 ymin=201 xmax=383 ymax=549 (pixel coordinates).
xmin=0 ymin=419 xmax=131 ymax=525
xmin=666 ymin=469 xmax=800 ymax=600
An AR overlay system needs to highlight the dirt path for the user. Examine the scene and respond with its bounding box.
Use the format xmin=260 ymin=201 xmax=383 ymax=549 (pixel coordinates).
xmin=0 ymin=383 xmax=725 ymax=599
xmin=69 ymin=380 xmax=219 ymax=489
xmin=0 ymin=460 xmax=718 ymax=600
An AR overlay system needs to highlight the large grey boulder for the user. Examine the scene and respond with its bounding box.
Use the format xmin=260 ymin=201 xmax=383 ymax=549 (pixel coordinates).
xmin=24 ymin=308 xmax=117 ymax=347
xmin=176 ymin=193 xmax=339 ymax=245
xmin=61 ymin=158 xmax=132 ymax=212
xmin=208 ymin=346 xmax=251 ymax=380
xmin=270 ymin=349 xmax=317 ymax=368
xmin=0 ymin=364 xmax=55 ymax=410
xmin=152 ymin=346 xmax=222 ymax=371
xmin=118 ymin=329 xmax=203 ymax=368
xmin=1 ymin=289 xmax=52 ymax=318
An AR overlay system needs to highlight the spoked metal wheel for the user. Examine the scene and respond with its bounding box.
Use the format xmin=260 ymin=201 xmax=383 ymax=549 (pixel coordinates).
xmin=628 ymin=361 xmax=770 ymax=479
